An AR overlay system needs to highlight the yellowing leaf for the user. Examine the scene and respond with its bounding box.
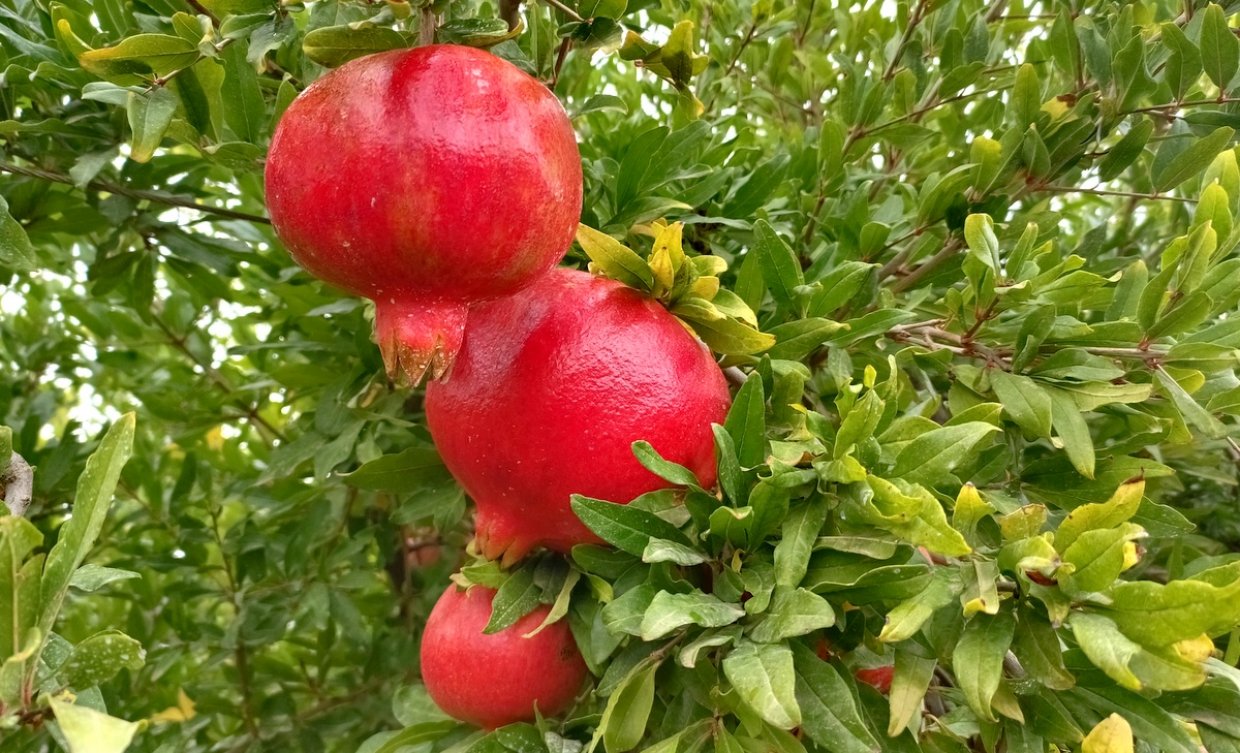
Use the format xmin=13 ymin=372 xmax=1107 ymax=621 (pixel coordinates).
xmin=1082 ymin=713 xmax=1134 ymax=753
xmin=150 ymin=688 xmax=197 ymax=724
xmin=50 ymin=695 xmax=142 ymax=753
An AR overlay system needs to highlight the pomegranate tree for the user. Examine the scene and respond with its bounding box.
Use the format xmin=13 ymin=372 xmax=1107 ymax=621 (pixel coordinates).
xmin=425 ymin=268 xmax=732 ymax=562
xmin=420 ymin=584 xmax=586 ymax=728
xmin=265 ymin=45 xmax=582 ymax=384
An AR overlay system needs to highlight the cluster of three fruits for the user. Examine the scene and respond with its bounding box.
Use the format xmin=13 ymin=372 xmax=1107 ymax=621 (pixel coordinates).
xmin=265 ymin=44 xmax=732 ymax=728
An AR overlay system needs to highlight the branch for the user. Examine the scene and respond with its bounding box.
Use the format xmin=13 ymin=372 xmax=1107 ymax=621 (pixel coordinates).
xmin=2 ymin=453 xmax=33 ymax=517
xmin=881 ymin=0 xmax=928 ymax=82
xmin=542 ymin=0 xmax=585 ymax=23
xmin=499 ymin=0 xmax=523 ymax=28
xmin=0 ymin=162 xmax=272 ymax=224
xmin=1035 ymin=184 xmax=1197 ymax=204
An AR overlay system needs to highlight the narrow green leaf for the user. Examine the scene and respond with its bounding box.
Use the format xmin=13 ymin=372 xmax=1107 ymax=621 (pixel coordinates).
xmin=1200 ymin=3 xmax=1240 ymax=92
xmin=126 ymin=88 xmax=178 ymax=163
xmin=790 ymin=642 xmax=880 ymax=753
xmin=752 ymin=220 xmax=804 ymax=311
xmin=576 ymin=224 xmax=655 ymax=290
xmin=952 ymin=611 xmax=1017 ymax=722
xmin=639 ymin=591 xmax=744 ymax=640
xmin=1153 ymin=126 xmax=1235 ymax=192
xmin=571 ymin=495 xmax=693 ymax=557
xmin=39 ymin=415 xmax=135 ymax=640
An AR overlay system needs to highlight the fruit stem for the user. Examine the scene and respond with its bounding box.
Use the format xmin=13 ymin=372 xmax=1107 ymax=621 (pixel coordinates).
xmin=373 ymin=298 xmax=468 ymax=387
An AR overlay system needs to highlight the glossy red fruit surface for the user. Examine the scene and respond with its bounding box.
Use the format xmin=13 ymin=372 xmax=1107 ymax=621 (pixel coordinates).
xmin=425 ymin=268 xmax=731 ymax=562
xmin=265 ymin=45 xmax=582 ymax=384
xmin=420 ymin=585 xmax=587 ymax=728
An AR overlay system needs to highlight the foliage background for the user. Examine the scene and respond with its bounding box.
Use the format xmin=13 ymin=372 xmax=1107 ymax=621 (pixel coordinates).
xmin=4 ymin=0 xmax=1240 ymax=751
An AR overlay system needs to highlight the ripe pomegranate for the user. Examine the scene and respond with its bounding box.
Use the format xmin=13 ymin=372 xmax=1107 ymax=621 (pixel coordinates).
xmin=421 ymin=584 xmax=587 ymax=728
xmin=265 ymin=45 xmax=582 ymax=384
xmin=425 ymin=268 xmax=731 ymax=562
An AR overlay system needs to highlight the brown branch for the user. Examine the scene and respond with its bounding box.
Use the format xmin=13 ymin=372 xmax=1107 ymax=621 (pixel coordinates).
xmin=1036 ymin=184 xmax=1197 ymax=204
xmin=0 ymin=162 xmax=271 ymax=224
xmin=2 ymin=453 xmax=33 ymax=517
xmin=499 ymin=0 xmax=523 ymax=29
xmin=889 ymin=237 xmax=963 ymax=293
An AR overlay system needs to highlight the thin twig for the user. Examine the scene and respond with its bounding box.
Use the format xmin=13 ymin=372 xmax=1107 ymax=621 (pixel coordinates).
xmin=1037 ymin=184 xmax=1197 ymax=204
xmin=882 ymin=0 xmax=928 ymax=82
xmin=0 ymin=162 xmax=271 ymax=224
xmin=541 ymin=0 xmax=585 ymax=22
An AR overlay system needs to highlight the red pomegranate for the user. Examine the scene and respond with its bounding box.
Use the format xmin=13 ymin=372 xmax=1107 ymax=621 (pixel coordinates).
xmin=425 ymin=268 xmax=731 ymax=562
xmin=420 ymin=585 xmax=587 ymax=728
xmin=855 ymin=666 xmax=895 ymax=694
xmin=265 ymin=45 xmax=582 ymax=384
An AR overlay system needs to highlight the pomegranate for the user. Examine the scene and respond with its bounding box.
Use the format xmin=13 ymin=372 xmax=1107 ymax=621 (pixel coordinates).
xmin=855 ymin=666 xmax=895 ymax=694
xmin=420 ymin=584 xmax=587 ymax=728
xmin=265 ymin=45 xmax=582 ymax=384
xmin=425 ymin=268 xmax=731 ymax=562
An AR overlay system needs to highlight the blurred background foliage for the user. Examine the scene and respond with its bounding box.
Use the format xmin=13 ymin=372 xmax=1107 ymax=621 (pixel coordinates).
xmin=4 ymin=0 xmax=1240 ymax=751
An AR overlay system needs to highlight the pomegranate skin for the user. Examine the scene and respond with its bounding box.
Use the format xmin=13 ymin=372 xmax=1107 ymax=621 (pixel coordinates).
xmin=420 ymin=585 xmax=587 ymax=728
xmin=425 ymin=268 xmax=731 ymax=561
xmin=265 ymin=45 xmax=582 ymax=384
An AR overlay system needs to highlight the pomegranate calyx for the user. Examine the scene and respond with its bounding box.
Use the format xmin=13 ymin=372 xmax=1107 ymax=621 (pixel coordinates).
xmin=373 ymin=298 xmax=468 ymax=387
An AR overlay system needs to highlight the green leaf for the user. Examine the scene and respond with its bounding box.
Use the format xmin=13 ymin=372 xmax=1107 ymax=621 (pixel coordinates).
xmin=302 ymin=25 xmax=408 ymax=68
xmin=483 ymin=568 xmax=540 ymax=634
xmin=571 ymin=495 xmax=693 ymax=557
xmin=631 ymin=441 xmax=700 ymax=487
xmin=752 ymin=220 xmax=804 ymax=311
xmin=0 ymin=195 xmax=37 ymax=271
xmin=774 ymin=497 xmax=828 ymax=588
xmin=790 ymin=642 xmax=880 ymax=753
xmin=48 ymin=696 xmax=141 ymax=753
xmin=1155 ymin=366 xmax=1225 ymax=437
xmin=1153 ymin=126 xmax=1235 ymax=192
xmin=765 ymin=318 xmax=849 ymax=361
xmin=724 ymin=377 xmax=766 ymax=468
xmin=639 ymin=591 xmax=744 ymax=640
xmin=1059 ymin=523 xmax=1144 ymax=594
xmin=990 ymin=371 xmax=1053 ymax=438
xmin=126 ymin=88 xmax=178 ymax=163
xmin=1055 ymin=478 xmax=1144 ymax=551
xmin=889 ymin=649 xmax=937 ymax=736
xmin=964 ymin=214 xmax=1000 ymax=272
xmin=79 ymin=33 xmax=198 ymax=78
xmin=952 ymin=611 xmax=1017 ymax=722
xmin=1200 ymin=3 xmax=1239 ymax=92
xmin=1047 ymin=388 xmax=1095 ymax=479
xmin=67 ymin=565 xmax=140 ymax=593
xmin=58 ymin=629 xmax=145 ymax=690
xmin=39 ymin=415 xmax=135 ymax=642
xmin=221 ymin=43 xmax=264 ymax=144
xmin=860 ymin=477 xmax=972 ymax=557
xmin=642 ymin=538 xmax=707 ymax=566
xmin=340 ymin=447 xmax=450 ymax=492
xmin=835 ymin=390 xmax=883 ymax=460
xmin=1012 ymin=608 xmax=1074 ymax=690
xmin=576 ymin=224 xmax=654 ymax=290
xmin=723 ymin=641 xmax=801 ymax=730
xmin=748 ymin=587 xmax=835 ymax=642
xmin=879 ymin=567 xmax=962 ymax=642
xmin=890 ymin=421 xmax=1000 ymax=485
xmin=1105 ymin=575 xmax=1240 ymax=646
xmin=1099 ymin=118 xmax=1154 ymax=181
xmin=601 ymin=663 xmax=657 ymax=753
xmin=674 ymin=301 xmax=776 ymax=355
